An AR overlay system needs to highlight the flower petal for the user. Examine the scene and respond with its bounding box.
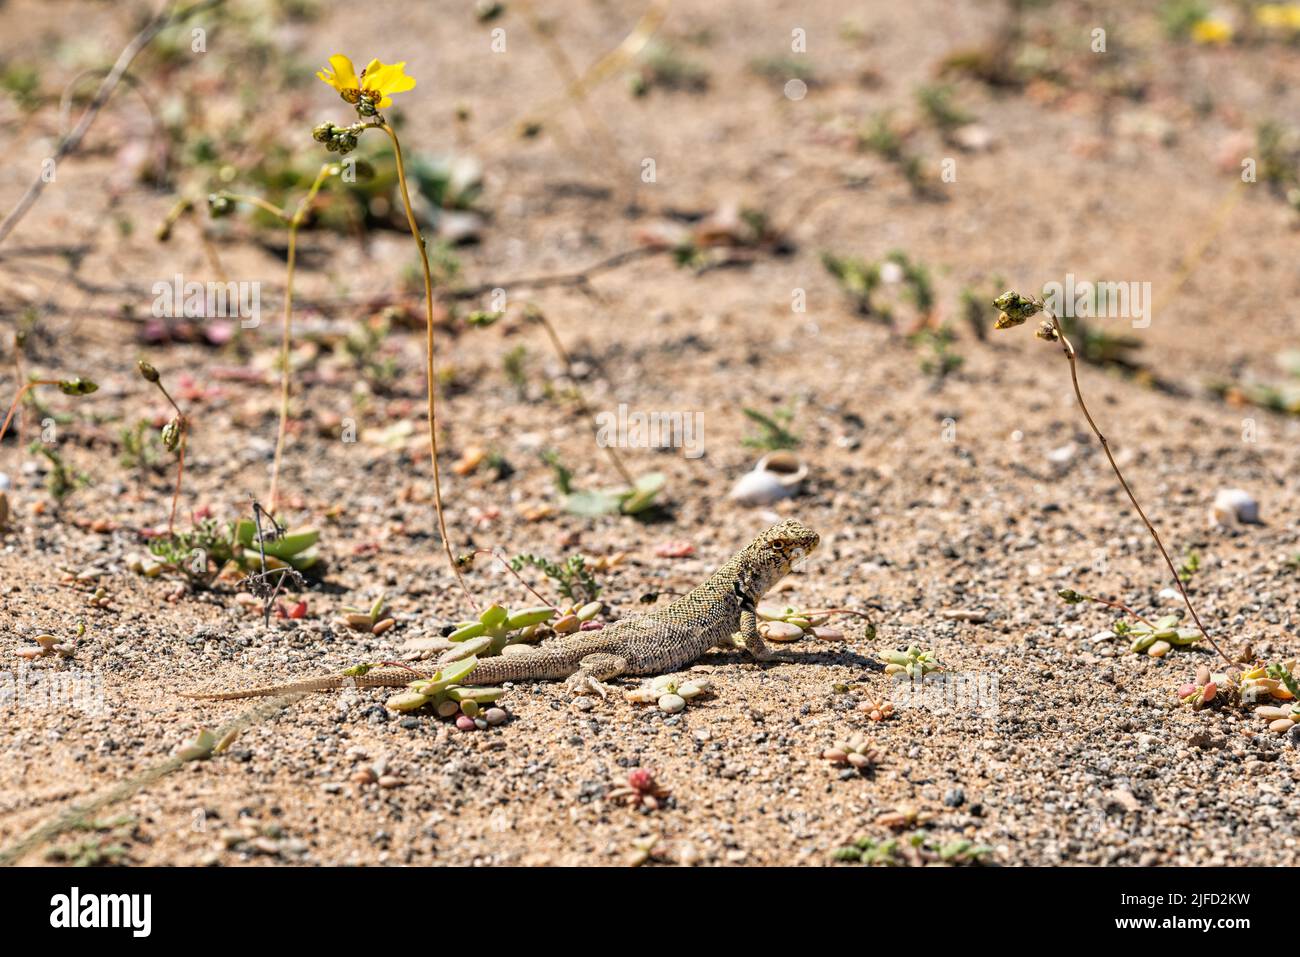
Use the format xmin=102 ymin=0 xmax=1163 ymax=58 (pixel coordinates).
xmin=364 ymin=59 xmax=417 ymax=98
xmin=317 ymin=53 xmax=358 ymax=91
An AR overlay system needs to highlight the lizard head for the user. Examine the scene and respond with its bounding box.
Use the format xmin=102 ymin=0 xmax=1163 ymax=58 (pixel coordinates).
xmin=751 ymin=519 xmax=820 ymax=584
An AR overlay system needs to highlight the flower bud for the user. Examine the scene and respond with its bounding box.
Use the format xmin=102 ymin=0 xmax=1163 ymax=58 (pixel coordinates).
xmin=137 ymin=360 xmax=160 ymax=383
xmin=57 ymin=378 xmax=98 ymax=396
xmin=991 ymin=290 xmax=1042 ymax=328
xmin=161 ymin=417 xmax=182 ymax=452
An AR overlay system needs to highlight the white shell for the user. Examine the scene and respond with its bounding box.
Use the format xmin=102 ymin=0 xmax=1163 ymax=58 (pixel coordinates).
xmin=1210 ymin=488 xmax=1260 ymax=526
xmin=729 ymin=452 xmax=808 ymax=506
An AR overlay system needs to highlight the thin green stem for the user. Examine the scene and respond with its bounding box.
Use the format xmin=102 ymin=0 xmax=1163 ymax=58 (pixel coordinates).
xmin=267 ymin=164 xmax=334 ymax=515
xmin=378 ymin=121 xmax=477 ymax=611
xmin=213 ymin=191 xmax=290 ymax=221
xmin=805 ymin=607 xmax=877 ymax=621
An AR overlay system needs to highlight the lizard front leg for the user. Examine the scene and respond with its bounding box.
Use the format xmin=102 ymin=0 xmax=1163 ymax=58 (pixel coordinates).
xmin=739 ymin=607 xmax=778 ymax=661
xmin=562 ymin=652 xmax=629 ymax=699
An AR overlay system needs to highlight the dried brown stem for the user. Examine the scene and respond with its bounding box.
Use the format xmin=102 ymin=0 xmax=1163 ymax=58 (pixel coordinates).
xmin=524 ymin=307 xmax=637 ymax=487
xmin=466 ymin=548 xmax=558 ymax=609
xmin=1077 ymin=593 xmax=1157 ymax=631
xmin=10 ymin=334 xmax=26 ymax=446
xmin=0 ymin=0 xmax=222 ymax=247
xmin=268 ymin=164 xmax=334 ymax=515
xmin=450 ymin=248 xmax=660 ymax=300
xmin=149 ymin=377 xmax=188 ymax=536
xmin=1045 ymin=308 xmax=1232 ymax=667
xmin=0 ymin=380 xmax=56 ymax=445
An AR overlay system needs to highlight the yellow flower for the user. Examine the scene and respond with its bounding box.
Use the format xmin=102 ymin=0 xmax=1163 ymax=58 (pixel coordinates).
xmin=1190 ymin=18 xmax=1233 ymax=44
xmin=1256 ymin=3 xmax=1300 ymax=31
xmin=316 ymin=54 xmax=416 ymax=109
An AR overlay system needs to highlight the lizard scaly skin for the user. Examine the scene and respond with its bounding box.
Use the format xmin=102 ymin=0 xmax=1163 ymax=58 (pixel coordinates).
xmin=185 ymin=520 xmax=820 ymax=701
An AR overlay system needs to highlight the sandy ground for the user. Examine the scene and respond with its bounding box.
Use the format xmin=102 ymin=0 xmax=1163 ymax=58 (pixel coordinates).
xmin=0 ymin=0 xmax=1297 ymax=866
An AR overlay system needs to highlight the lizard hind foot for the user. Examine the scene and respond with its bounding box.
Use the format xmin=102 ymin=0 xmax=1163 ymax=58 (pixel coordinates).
xmin=563 ymin=653 xmax=629 ymax=700
xmin=563 ymin=673 xmax=617 ymax=699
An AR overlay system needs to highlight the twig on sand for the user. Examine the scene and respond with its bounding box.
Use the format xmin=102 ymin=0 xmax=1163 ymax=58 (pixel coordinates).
xmin=0 ymin=0 xmax=222 ymax=247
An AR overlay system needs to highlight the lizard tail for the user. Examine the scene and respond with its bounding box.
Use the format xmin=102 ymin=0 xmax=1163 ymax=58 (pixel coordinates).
xmin=181 ymin=668 xmax=433 ymax=701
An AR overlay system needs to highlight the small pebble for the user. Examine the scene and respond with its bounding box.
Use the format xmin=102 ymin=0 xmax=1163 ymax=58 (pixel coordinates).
xmin=484 ymin=707 xmax=508 ymax=726
xmin=658 ymin=693 xmax=687 ymax=714
xmin=1047 ymin=443 xmax=1076 ymax=464
xmin=455 ymin=715 xmax=476 ymax=731
xmin=760 ymin=621 xmax=804 ymax=642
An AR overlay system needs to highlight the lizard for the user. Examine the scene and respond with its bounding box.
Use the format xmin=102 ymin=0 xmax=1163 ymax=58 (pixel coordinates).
xmin=184 ymin=519 xmax=821 ymax=701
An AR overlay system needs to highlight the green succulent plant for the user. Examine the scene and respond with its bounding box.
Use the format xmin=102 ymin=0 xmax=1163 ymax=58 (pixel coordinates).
xmin=441 ymin=605 xmax=559 ymax=657
xmin=879 ymin=645 xmax=942 ymax=679
xmin=832 ymin=832 xmax=993 ymax=867
xmin=382 ymin=656 xmax=513 ymax=720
